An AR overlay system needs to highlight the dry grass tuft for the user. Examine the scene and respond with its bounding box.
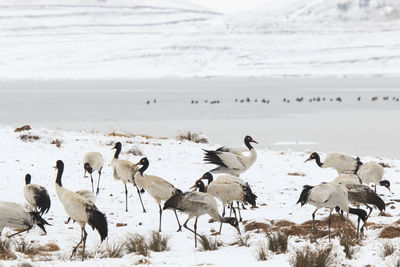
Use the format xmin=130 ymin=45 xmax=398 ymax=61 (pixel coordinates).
xmin=379 ymin=226 xmax=400 ymax=238
xmin=147 ymin=231 xmax=169 ymax=252
xmin=339 ymin=233 xmax=358 ymax=259
xmin=14 ymin=125 xmax=31 ymax=132
xmin=20 ymin=134 xmax=40 ymax=142
xmin=99 ymin=242 xmax=124 ymax=258
xmin=235 ymin=234 xmax=251 ymax=247
xmin=17 ymin=263 xmax=34 ymax=267
xmin=290 ymin=245 xmax=332 ymax=267
xmin=199 ymin=236 xmax=222 ymax=251
xmin=267 ymin=232 xmax=288 ymax=253
xmin=126 ymin=147 xmax=143 ymax=157
xmin=255 ymin=244 xmax=268 ymax=261
xmin=38 ymin=242 xmax=60 ymax=252
xmin=14 ymin=239 xmax=38 ymax=255
xmin=176 ymin=131 xmax=208 ymax=144
xmin=108 ymin=132 xmax=134 ymax=138
xmin=382 ymin=241 xmax=395 ymax=257
xmin=0 ymin=238 xmax=16 ymax=260
xmin=51 ymin=139 xmax=62 ymax=147
xmin=124 ymin=234 xmax=149 ymax=256
xmin=244 ymin=221 xmax=270 ymax=233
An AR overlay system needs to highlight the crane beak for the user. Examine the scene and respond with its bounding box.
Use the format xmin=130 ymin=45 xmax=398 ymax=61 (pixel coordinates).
xmin=189 ymin=184 xmax=197 ymax=190
xmin=304 ymin=157 xmax=312 ymax=163
xmin=235 ymin=226 xmax=241 ymax=235
xmin=53 ymin=166 xmax=57 ymax=169
xmin=251 ymin=139 xmax=258 ymax=144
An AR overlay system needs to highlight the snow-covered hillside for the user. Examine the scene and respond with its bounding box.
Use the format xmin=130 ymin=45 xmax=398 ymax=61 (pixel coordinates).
xmin=0 ymin=0 xmax=399 ymax=79
xmin=0 ymin=126 xmax=400 ymax=266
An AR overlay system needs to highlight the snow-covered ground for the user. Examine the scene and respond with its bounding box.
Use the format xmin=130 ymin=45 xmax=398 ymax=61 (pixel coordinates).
xmin=0 ymin=0 xmax=399 ymax=79
xmin=0 ymin=125 xmax=400 ymax=266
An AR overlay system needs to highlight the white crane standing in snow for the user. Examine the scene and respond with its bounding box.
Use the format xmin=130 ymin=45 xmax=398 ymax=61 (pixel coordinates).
xmin=297 ymin=183 xmax=367 ymax=241
xmin=134 ymin=157 xmax=182 ymax=232
xmin=304 ymin=152 xmax=362 ymax=174
xmin=55 ymin=160 xmax=108 ymax=261
xmin=163 ymin=190 xmax=240 ymax=248
xmin=111 ymin=142 xmax=146 ymax=212
xmin=23 ymin=174 xmax=51 ymax=215
xmin=83 ymin=152 xmax=104 ymax=194
xmin=203 ymin=135 xmax=258 ymax=176
xmin=357 ymin=161 xmax=390 ymax=193
xmin=191 ymin=178 xmax=256 ymax=234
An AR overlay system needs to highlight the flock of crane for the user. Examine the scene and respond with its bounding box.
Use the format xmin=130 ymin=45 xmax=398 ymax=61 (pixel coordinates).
xmin=0 ymin=134 xmax=393 ymax=261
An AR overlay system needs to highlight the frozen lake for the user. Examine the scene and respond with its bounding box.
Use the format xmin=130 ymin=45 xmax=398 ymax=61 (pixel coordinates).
xmin=1 ymin=77 xmax=400 ymax=157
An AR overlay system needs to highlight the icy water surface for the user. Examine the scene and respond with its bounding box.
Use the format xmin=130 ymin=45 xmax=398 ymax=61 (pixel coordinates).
xmin=1 ymin=78 xmax=400 ymax=157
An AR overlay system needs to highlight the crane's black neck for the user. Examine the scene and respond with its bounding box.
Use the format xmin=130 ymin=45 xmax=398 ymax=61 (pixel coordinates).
xmin=314 ymin=153 xmax=323 ymax=167
xmin=139 ymin=159 xmax=149 ymax=175
xmin=56 ymin=165 xmax=64 ymax=187
xmin=114 ymin=146 xmax=121 ymax=159
xmin=244 ymin=138 xmax=253 ymax=150
xmin=25 ymin=174 xmax=31 ymax=185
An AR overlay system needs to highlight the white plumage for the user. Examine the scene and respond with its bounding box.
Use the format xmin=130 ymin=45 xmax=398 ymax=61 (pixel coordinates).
xmin=357 ymin=161 xmax=390 ymax=192
xmin=23 ymin=174 xmax=51 ymax=215
xmin=297 ymin=183 xmax=367 ymax=241
xmin=83 ymin=152 xmax=104 ymax=194
xmin=203 ymin=135 xmax=258 ymax=176
xmin=0 ymin=201 xmax=49 ymax=237
xmin=305 ymin=152 xmax=361 ymax=174
xmin=134 ymin=157 xmax=182 ymax=232
xmin=66 ymin=190 xmax=97 ymax=224
xmin=163 ymin=191 xmax=240 ymax=248
xmin=55 ymin=160 xmax=108 ymax=261
xmin=331 ymin=173 xmax=361 ymax=186
xmin=111 ymin=142 xmax=145 ymax=212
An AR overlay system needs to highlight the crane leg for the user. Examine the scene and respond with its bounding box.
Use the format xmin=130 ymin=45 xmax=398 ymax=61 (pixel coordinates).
xmin=135 ymin=185 xmax=146 ymax=213
xmin=158 ymin=204 xmax=163 ymax=232
xmin=125 ymin=184 xmax=128 ymax=212
xmin=173 ymin=209 xmax=182 ymax=232
xmin=219 ymin=205 xmax=226 ymax=234
xmin=81 ymin=229 xmax=88 ymax=261
xmin=312 ymin=209 xmax=318 ymax=243
xmin=96 ymin=167 xmax=102 ymax=195
xmin=183 ymin=217 xmax=203 ymax=248
xmin=7 ymin=225 xmax=32 ymax=238
xmin=71 ymin=228 xmax=85 ymax=259
xmin=328 ymin=210 xmax=332 ymax=242
xmin=90 ymin=174 xmax=94 ymax=193
xmin=237 ymin=201 xmax=242 ymax=222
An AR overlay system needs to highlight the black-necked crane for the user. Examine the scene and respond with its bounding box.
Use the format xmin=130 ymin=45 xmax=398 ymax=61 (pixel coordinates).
xmin=304 ymin=152 xmax=362 ymax=174
xmin=297 ymin=183 xmax=367 ymax=241
xmin=203 ymin=135 xmax=258 ymax=176
xmin=54 ymin=160 xmax=108 ymax=261
xmin=0 ymin=201 xmax=49 ymax=237
xmin=66 ymin=189 xmax=96 ymax=224
xmin=23 ymin=174 xmax=51 ymax=215
xmin=330 ymin=174 xmax=385 ymax=218
xmin=163 ymin=190 xmax=240 ymax=248
xmin=200 ymin=172 xmax=257 ymax=209
xmin=111 ymin=142 xmax=145 ymax=212
xmin=191 ymin=178 xmax=255 ymax=234
xmin=83 ymin=152 xmax=104 ymax=194
xmin=134 ymin=157 xmax=182 ymax=232
xmin=357 ymin=161 xmax=390 ymax=193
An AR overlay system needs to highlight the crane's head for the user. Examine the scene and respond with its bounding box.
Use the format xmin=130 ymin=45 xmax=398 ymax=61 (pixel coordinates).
xmin=304 ymin=152 xmax=319 ymax=163
xmin=84 ymin=163 xmax=93 ymax=174
xmin=200 ymin=172 xmax=213 ymax=183
xmin=225 ymin=217 xmax=241 ymax=234
xmin=245 ymin=135 xmax=258 ymax=144
xmin=136 ymin=157 xmax=149 ymax=166
xmin=112 ymin=142 xmax=122 ymax=150
xmin=54 ymin=160 xmax=64 ymax=170
xmin=380 ymin=180 xmax=391 ymax=193
xmin=190 ymin=179 xmax=205 ymax=192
